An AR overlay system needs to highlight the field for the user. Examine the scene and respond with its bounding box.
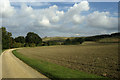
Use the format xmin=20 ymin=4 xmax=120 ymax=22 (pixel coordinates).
xmin=98 ymin=37 xmax=120 ymax=43
xmin=42 ymin=37 xmax=76 ymax=42
xmin=16 ymin=43 xmax=119 ymax=78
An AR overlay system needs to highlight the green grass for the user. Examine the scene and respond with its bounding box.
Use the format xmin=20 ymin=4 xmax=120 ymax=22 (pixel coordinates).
xmin=12 ymin=50 xmax=106 ymax=80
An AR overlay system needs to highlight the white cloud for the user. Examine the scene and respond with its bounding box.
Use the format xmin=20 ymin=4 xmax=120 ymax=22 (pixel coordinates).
xmin=39 ymin=16 xmax=51 ymax=27
xmin=75 ymin=34 xmax=80 ymax=36
xmin=87 ymin=11 xmax=118 ymax=29
xmin=63 ymin=1 xmax=89 ymax=25
xmin=72 ymin=15 xmax=85 ymax=24
xmin=0 ymin=0 xmax=15 ymax=18
xmin=68 ymin=1 xmax=89 ymax=14
xmin=52 ymin=16 xmax=59 ymax=23
xmin=1 ymin=1 xmax=118 ymax=37
xmin=21 ymin=4 xmax=33 ymax=14
xmin=56 ymin=11 xmax=64 ymax=16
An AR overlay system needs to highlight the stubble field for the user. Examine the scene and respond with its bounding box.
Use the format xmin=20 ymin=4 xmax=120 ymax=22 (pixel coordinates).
xmin=17 ymin=43 xmax=119 ymax=78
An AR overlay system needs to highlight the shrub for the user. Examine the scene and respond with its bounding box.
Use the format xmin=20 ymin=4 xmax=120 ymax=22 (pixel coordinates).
xmin=12 ymin=42 xmax=24 ymax=48
xmin=64 ymin=38 xmax=84 ymax=45
xmin=29 ymin=43 xmax=36 ymax=47
xmin=24 ymin=43 xmax=29 ymax=47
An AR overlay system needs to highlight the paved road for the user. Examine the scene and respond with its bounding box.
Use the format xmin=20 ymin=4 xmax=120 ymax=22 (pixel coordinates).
xmin=0 ymin=52 xmax=2 ymax=79
xmin=2 ymin=49 xmax=48 ymax=78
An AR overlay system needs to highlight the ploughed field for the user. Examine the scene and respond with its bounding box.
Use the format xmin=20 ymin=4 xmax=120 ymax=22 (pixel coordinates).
xmin=17 ymin=43 xmax=119 ymax=78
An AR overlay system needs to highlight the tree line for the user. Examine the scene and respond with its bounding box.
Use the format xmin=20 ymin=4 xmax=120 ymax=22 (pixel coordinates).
xmin=1 ymin=27 xmax=120 ymax=49
xmin=1 ymin=27 xmax=86 ymax=49
xmin=1 ymin=27 xmax=42 ymax=49
xmin=83 ymin=33 xmax=120 ymax=41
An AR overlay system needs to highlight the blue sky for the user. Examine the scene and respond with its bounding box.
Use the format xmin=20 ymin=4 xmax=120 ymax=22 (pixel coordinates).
xmin=11 ymin=2 xmax=118 ymax=14
xmin=1 ymin=1 xmax=118 ymax=37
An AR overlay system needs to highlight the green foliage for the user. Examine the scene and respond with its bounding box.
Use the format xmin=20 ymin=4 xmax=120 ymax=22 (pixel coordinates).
xmin=12 ymin=42 xmax=24 ymax=48
xmin=25 ymin=32 xmax=42 ymax=46
xmin=24 ymin=43 xmax=29 ymax=47
xmin=36 ymin=43 xmax=42 ymax=46
xmin=29 ymin=43 xmax=36 ymax=47
xmin=42 ymin=42 xmax=48 ymax=46
xmin=47 ymin=41 xmax=59 ymax=46
xmin=1 ymin=27 xmax=120 ymax=49
xmin=1 ymin=27 xmax=14 ymax=49
xmin=42 ymin=41 xmax=61 ymax=46
xmin=14 ymin=36 xmax=25 ymax=43
xmin=1 ymin=27 xmax=43 ymax=49
xmin=64 ymin=38 xmax=72 ymax=45
xmin=84 ymin=33 xmax=120 ymax=41
xmin=64 ymin=38 xmax=84 ymax=45
xmin=111 ymin=32 xmax=120 ymax=38
xmin=72 ymin=38 xmax=84 ymax=44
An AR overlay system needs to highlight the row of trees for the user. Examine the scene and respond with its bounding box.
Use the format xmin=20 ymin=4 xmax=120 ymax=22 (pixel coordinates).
xmin=1 ymin=27 xmax=85 ymax=49
xmin=1 ymin=27 xmax=42 ymax=49
xmin=84 ymin=33 xmax=120 ymax=41
xmin=63 ymin=38 xmax=84 ymax=45
xmin=63 ymin=32 xmax=120 ymax=45
xmin=1 ymin=27 xmax=120 ymax=49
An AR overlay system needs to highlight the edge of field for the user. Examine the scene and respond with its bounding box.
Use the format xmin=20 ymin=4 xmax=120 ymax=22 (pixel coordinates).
xmin=12 ymin=49 xmax=108 ymax=80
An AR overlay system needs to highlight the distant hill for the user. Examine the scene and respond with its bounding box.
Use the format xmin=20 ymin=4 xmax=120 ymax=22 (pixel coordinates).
xmin=42 ymin=37 xmax=77 ymax=42
xmin=42 ymin=32 xmax=120 ymax=43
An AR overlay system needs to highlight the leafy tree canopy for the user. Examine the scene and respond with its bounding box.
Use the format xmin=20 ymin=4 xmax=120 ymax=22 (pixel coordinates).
xmin=15 ymin=36 xmax=25 ymax=43
xmin=25 ymin=32 xmax=42 ymax=45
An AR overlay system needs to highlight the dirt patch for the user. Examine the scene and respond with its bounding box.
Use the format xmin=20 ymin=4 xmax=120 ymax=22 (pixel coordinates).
xmin=17 ymin=43 xmax=119 ymax=78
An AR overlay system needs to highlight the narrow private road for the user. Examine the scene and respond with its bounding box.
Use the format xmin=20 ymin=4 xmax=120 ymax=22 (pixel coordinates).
xmin=2 ymin=49 xmax=48 ymax=78
xmin=0 ymin=52 xmax=2 ymax=79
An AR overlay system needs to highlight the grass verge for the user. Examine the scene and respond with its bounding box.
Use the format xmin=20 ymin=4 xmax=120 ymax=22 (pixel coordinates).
xmin=12 ymin=50 xmax=106 ymax=80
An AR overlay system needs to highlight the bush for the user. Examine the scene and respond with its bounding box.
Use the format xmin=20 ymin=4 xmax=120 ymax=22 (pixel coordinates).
xmin=29 ymin=43 xmax=36 ymax=47
xmin=24 ymin=43 xmax=29 ymax=47
xmin=36 ymin=43 xmax=42 ymax=46
xmin=42 ymin=42 xmax=48 ymax=46
xmin=47 ymin=41 xmax=59 ymax=46
xmin=63 ymin=38 xmax=84 ymax=45
xmin=12 ymin=42 xmax=24 ymax=48
xmin=72 ymin=38 xmax=84 ymax=44
xmin=64 ymin=38 xmax=72 ymax=45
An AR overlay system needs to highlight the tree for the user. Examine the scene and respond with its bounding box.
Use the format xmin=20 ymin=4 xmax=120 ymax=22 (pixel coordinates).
xmin=72 ymin=38 xmax=84 ymax=44
xmin=64 ymin=38 xmax=72 ymax=45
xmin=111 ymin=32 xmax=120 ymax=37
xmin=25 ymin=32 xmax=42 ymax=46
xmin=14 ymin=36 xmax=25 ymax=43
xmin=63 ymin=38 xmax=84 ymax=45
xmin=46 ymin=41 xmax=58 ymax=46
xmin=12 ymin=42 xmax=24 ymax=48
xmin=1 ymin=27 xmax=14 ymax=49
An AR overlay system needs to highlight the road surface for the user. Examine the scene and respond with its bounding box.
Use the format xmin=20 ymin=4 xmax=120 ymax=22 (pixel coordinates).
xmin=0 ymin=52 xmax=2 ymax=79
xmin=2 ymin=49 xmax=48 ymax=78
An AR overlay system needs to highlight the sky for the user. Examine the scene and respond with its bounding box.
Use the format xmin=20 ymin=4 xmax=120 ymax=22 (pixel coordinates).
xmin=0 ymin=0 xmax=118 ymax=38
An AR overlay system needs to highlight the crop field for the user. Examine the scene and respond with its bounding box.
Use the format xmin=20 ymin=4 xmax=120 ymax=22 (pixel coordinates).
xmin=98 ymin=37 xmax=120 ymax=43
xmin=42 ymin=37 xmax=76 ymax=42
xmin=17 ymin=43 xmax=119 ymax=78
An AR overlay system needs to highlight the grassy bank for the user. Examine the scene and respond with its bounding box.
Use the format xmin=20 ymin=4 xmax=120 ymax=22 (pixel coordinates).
xmin=12 ymin=50 xmax=105 ymax=80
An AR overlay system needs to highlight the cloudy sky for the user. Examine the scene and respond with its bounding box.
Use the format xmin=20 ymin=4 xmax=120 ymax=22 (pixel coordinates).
xmin=0 ymin=0 xmax=118 ymax=37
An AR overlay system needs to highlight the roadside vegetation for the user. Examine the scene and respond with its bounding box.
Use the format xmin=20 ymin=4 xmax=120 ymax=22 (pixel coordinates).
xmin=13 ymin=50 xmax=105 ymax=79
